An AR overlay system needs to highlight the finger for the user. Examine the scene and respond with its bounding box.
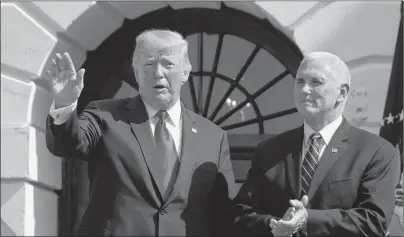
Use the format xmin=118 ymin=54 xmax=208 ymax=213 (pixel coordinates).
xmin=301 ymin=195 xmax=309 ymax=207
xmin=270 ymin=219 xmax=278 ymax=226
xmin=50 ymin=59 xmax=59 ymax=77
xmin=278 ymin=219 xmax=293 ymax=227
xmin=274 ymin=222 xmax=294 ymax=235
xmin=284 ymin=211 xmax=294 ymax=221
xmin=282 ymin=207 xmax=295 ymax=220
xmin=283 ymin=207 xmax=294 ymax=215
xmin=63 ymin=52 xmax=75 ymax=72
xmin=45 ymin=70 xmax=55 ymax=86
xmin=286 ymin=208 xmax=306 ymax=225
xmin=290 ymin=199 xmax=304 ymax=209
xmin=56 ymin=53 xmax=64 ymax=71
xmin=270 ymin=219 xmax=279 ymax=229
xmin=283 ymin=214 xmax=292 ymax=221
xmin=288 ymin=207 xmax=296 ymax=213
xmin=75 ymin=68 xmax=85 ymax=90
xmin=40 ymin=70 xmax=52 ymax=89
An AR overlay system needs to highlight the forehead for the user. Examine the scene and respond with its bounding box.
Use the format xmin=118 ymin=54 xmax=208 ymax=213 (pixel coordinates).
xmin=136 ymin=39 xmax=185 ymax=60
xmin=296 ymin=60 xmax=336 ymax=81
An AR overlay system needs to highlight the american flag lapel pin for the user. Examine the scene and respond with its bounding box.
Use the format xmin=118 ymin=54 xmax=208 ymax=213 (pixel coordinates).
xmin=332 ymin=148 xmax=338 ymax=154
xmin=192 ymin=128 xmax=197 ymax=133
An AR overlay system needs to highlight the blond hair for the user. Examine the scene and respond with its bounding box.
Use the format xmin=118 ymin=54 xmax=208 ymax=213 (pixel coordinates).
xmin=132 ymin=29 xmax=192 ymax=73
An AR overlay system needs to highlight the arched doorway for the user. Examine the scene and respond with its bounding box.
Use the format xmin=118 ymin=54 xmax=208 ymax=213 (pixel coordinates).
xmin=61 ymin=4 xmax=303 ymax=235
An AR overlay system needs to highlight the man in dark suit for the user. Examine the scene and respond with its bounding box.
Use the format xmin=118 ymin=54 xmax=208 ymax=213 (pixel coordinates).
xmin=232 ymin=52 xmax=400 ymax=236
xmin=45 ymin=29 xmax=236 ymax=236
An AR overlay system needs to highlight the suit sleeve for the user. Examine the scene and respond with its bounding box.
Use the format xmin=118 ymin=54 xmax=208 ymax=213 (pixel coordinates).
xmin=211 ymin=131 xmax=237 ymax=236
xmin=231 ymin=143 xmax=278 ymax=236
xmin=306 ymin=141 xmax=401 ymax=236
xmin=46 ymin=101 xmax=104 ymax=160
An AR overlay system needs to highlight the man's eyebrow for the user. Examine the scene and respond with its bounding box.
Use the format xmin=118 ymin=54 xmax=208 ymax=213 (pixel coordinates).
xmin=312 ymin=76 xmax=324 ymax=81
xmin=144 ymin=57 xmax=156 ymax=61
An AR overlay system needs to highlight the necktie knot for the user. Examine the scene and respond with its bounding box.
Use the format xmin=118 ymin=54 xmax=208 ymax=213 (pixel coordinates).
xmin=309 ymin=132 xmax=325 ymax=148
xmin=309 ymin=132 xmax=322 ymax=142
xmin=156 ymin=110 xmax=168 ymax=124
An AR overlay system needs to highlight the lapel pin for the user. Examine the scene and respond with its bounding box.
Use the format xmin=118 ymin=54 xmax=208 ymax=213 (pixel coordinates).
xmin=192 ymin=128 xmax=197 ymax=133
xmin=332 ymin=148 xmax=338 ymax=154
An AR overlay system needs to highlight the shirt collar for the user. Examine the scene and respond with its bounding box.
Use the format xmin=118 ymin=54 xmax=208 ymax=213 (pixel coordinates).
xmin=303 ymin=115 xmax=343 ymax=147
xmin=143 ymin=99 xmax=182 ymax=128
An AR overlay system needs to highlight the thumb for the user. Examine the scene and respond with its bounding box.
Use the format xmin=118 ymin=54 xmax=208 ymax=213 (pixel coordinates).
xmin=301 ymin=195 xmax=308 ymax=207
xmin=75 ymin=68 xmax=85 ymax=90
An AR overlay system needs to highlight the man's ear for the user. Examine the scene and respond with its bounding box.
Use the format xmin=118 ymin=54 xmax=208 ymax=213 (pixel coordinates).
xmin=337 ymin=83 xmax=350 ymax=102
xmin=134 ymin=67 xmax=139 ymax=83
xmin=182 ymin=70 xmax=190 ymax=84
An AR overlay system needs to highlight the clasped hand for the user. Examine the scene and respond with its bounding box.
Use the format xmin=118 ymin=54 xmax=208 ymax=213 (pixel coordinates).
xmin=269 ymin=195 xmax=308 ymax=237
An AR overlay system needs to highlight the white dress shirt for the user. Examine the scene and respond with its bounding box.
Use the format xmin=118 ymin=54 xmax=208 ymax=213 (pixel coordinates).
xmin=143 ymin=99 xmax=183 ymax=157
xmin=49 ymin=98 xmax=183 ymax=157
xmin=299 ymin=115 xmax=343 ymax=234
xmin=301 ymin=115 xmax=343 ymax=163
xmin=49 ymin=100 xmax=78 ymax=125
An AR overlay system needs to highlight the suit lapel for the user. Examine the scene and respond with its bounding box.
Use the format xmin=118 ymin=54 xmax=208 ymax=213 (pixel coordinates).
xmin=163 ymin=106 xmax=198 ymax=207
xmin=307 ymin=118 xmax=350 ymax=200
xmin=285 ymin=127 xmax=304 ymax=199
xmin=125 ymin=96 xmax=165 ymax=202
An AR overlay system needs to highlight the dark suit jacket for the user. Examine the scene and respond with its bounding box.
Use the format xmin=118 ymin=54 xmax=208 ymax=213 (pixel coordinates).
xmin=233 ymin=118 xmax=400 ymax=236
xmin=46 ymin=95 xmax=236 ymax=236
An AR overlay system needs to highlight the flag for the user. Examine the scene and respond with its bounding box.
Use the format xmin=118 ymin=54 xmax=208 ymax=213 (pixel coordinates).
xmin=379 ymin=2 xmax=403 ymax=173
xmin=380 ymin=2 xmax=403 ymax=236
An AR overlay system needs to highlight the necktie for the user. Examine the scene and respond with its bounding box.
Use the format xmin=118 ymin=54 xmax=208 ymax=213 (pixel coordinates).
xmin=154 ymin=110 xmax=179 ymax=195
xmin=301 ymin=132 xmax=325 ymax=196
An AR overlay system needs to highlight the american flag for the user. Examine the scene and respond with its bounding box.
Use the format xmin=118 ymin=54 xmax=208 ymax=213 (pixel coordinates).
xmin=380 ymin=2 xmax=403 ymax=235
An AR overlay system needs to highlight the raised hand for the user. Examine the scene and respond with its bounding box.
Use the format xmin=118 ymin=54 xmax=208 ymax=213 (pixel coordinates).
xmin=45 ymin=52 xmax=85 ymax=109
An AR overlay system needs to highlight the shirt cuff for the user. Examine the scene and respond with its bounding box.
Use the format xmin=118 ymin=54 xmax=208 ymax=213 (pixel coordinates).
xmin=49 ymin=100 xmax=77 ymax=125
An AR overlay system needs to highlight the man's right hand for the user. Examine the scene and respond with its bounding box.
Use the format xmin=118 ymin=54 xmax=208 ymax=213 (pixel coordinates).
xmin=46 ymin=52 xmax=85 ymax=109
xmin=270 ymin=195 xmax=309 ymax=236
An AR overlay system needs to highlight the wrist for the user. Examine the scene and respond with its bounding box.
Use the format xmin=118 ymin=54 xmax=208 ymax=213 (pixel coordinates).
xmin=54 ymin=99 xmax=75 ymax=109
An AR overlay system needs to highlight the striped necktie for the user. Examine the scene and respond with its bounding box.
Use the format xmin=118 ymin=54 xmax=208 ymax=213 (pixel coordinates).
xmin=301 ymin=132 xmax=325 ymax=196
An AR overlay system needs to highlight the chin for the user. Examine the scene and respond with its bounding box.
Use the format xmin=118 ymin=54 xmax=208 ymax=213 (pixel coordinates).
xmin=297 ymin=106 xmax=319 ymax=117
xmin=154 ymin=97 xmax=172 ymax=109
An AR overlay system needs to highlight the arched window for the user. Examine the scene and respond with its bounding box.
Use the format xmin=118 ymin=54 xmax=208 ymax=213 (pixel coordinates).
xmin=80 ymin=4 xmax=303 ymax=136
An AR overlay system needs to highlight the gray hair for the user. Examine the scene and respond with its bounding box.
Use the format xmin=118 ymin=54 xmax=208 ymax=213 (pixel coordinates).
xmin=297 ymin=51 xmax=351 ymax=86
xmin=132 ymin=29 xmax=192 ymax=73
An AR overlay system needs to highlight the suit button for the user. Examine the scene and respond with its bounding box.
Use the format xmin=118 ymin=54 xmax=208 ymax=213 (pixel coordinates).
xmin=159 ymin=209 xmax=167 ymax=215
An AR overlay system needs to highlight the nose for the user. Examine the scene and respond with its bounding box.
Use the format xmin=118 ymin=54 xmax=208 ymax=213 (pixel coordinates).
xmin=301 ymin=83 xmax=311 ymax=94
xmin=153 ymin=63 xmax=164 ymax=79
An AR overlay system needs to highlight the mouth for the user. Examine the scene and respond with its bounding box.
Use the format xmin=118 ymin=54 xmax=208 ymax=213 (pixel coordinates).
xmin=301 ymin=100 xmax=314 ymax=105
xmin=154 ymin=85 xmax=167 ymax=91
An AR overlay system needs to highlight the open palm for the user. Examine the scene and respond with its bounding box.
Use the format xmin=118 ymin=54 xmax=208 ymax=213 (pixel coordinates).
xmin=46 ymin=52 xmax=85 ymax=108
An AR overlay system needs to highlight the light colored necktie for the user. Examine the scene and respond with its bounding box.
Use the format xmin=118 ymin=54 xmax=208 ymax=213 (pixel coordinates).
xmin=154 ymin=110 xmax=179 ymax=195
